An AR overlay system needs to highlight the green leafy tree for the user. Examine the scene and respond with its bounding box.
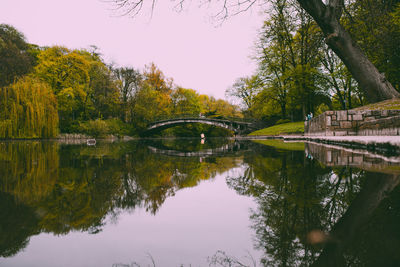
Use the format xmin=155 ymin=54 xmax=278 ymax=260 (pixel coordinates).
xmin=87 ymin=60 xmax=121 ymax=120
xmin=171 ymin=87 xmax=201 ymax=115
xmin=254 ymin=0 xmax=327 ymax=121
xmin=33 ymin=46 xmax=122 ymax=132
xmin=226 ymin=75 xmax=262 ymax=113
xmin=0 ymin=24 xmax=36 ymax=87
xmin=343 ymin=0 xmax=400 ymax=92
xmin=212 ymin=99 xmax=242 ymax=118
xmin=113 ymin=67 xmax=142 ymax=122
xmin=34 ymin=46 xmax=91 ymax=132
xmin=131 ymin=86 xmax=172 ymax=132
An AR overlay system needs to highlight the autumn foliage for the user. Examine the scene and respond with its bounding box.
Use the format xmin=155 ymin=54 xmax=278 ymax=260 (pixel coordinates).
xmin=0 ymin=24 xmax=241 ymax=138
xmin=0 ymin=77 xmax=58 ymax=138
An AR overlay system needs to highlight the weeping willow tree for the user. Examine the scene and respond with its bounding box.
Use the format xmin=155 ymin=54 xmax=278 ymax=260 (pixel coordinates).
xmin=0 ymin=76 xmax=59 ymax=139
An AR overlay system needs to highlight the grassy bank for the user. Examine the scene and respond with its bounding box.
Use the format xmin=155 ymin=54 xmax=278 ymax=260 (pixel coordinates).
xmin=249 ymin=121 xmax=304 ymax=136
xmin=352 ymin=98 xmax=400 ymax=111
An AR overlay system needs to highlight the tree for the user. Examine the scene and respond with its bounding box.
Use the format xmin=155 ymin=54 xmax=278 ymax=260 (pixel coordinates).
xmin=34 ymin=46 xmax=92 ymax=132
xmin=296 ymin=0 xmax=399 ymax=102
xmin=142 ymin=62 xmax=173 ymax=94
xmin=131 ymin=85 xmax=172 ymax=132
xmin=109 ymin=0 xmax=400 ymax=103
xmin=171 ymin=87 xmax=201 ymax=115
xmin=319 ymin=44 xmax=363 ymax=109
xmin=226 ymin=75 xmax=262 ymax=111
xmin=343 ymin=0 xmax=400 ymax=92
xmin=0 ymin=76 xmax=59 ymax=138
xmin=87 ymin=60 xmax=121 ymax=120
xmin=212 ymin=98 xmax=242 ymax=118
xmin=254 ymin=0 xmax=328 ymax=120
xmin=199 ymin=94 xmax=214 ymax=115
xmin=34 ymin=46 xmax=122 ymax=132
xmin=0 ymin=24 xmax=36 ymax=87
xmin=113 ymin=67 xmax=142 ymax=122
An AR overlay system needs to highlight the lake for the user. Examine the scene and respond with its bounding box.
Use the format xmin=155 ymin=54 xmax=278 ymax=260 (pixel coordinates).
xmin=0 ymin=138 xmax=399 ymax=266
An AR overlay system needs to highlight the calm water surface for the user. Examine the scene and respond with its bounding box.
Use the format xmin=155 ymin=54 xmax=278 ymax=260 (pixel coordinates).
xmin=0 ymin=139 xmax=399 ymax=266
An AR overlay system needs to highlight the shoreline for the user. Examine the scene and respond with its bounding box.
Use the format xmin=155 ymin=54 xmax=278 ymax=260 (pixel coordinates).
xmin=1 ymin=134 xmax=399 ymax=156
xmin=242 ymin=135 xmax=400 ymax=156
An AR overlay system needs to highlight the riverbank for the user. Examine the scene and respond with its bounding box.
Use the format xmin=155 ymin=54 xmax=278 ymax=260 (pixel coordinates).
xmin=240 ymin=134 xmax=400 ymax=156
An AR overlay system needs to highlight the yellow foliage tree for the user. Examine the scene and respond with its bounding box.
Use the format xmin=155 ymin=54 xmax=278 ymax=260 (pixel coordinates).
xmin=34 ymin=46 xmax=91 ymax=132
xmin=0 ymin=76 xmax=58 ymax=139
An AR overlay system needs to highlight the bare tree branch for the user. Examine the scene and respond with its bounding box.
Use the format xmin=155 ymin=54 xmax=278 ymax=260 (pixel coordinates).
xmin=107 ymin=0 xmax=260 ymax=22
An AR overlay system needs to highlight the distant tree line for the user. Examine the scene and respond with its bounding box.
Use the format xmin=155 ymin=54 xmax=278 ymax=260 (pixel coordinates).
xmin=227 ymin=0 xmax=400 ymax=125
xmin=0 ymin=24 xmax=241 ymax=139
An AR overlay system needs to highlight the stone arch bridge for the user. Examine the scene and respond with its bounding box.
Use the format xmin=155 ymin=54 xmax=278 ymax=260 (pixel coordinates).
xmin=144 ymin=116 xmax=260 ymax=136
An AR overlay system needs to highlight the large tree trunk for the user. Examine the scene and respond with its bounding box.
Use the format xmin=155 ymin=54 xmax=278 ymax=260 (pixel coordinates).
xmin=297 ymin=0 xmax=400 ymax=102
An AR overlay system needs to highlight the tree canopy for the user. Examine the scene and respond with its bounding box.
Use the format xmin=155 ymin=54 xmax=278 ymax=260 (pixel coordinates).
xmin=0 ymin=24 xmax=241 ymax=138
xmin=0 ymin=24 xmax=36 ymax=88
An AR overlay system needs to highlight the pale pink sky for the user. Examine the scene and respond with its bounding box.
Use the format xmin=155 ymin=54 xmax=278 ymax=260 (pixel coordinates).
xmin=1 ymin=0 xmax=265 ymax=99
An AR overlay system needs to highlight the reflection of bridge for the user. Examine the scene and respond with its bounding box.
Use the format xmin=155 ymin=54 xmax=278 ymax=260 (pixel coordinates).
xmin=148 ymin=142 xmax=250 ymax=158
xmin=145 ymin=116 xmax=260 ymax=135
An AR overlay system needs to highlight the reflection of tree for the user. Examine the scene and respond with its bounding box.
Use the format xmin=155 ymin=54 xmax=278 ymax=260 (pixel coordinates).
xmin=0 ymin=192 xmax=39 ymax=257
xmin=228 ymin=142 xmax=400 ymax=266
xmin=0 ymin=142 xmax=59 ymax=204
xmin=0 ymin=140 xmax=241 ymax=257
xmin=226 ymin=144 xmax=352 ymax=266
xmin=236 ymin=147 xmax=333 ymax=266
xmin=312 ymin=172 xmax=400 ymax=267
xmin=345 ymin=183 xmax=400 ymax=266
xmin=114 ymin=141 xmax=241 ymax=214
xmin=37 ymin=165 xmax=122 ymax=235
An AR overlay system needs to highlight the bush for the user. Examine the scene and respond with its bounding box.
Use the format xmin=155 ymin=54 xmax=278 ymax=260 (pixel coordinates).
xmin=315 ymin=103 xmax=330 ymax=116
xmin=79 ymin=119 xmax=109 ymax=138
xmin=79 ymin=118 xmax=132 ymax=138
xmin=104 ymin=118 xmax=129 ymax=136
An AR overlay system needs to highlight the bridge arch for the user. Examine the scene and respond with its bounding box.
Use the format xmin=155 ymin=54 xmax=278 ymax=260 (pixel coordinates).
xmin=144 ymin=117 xmax=255 ymax=136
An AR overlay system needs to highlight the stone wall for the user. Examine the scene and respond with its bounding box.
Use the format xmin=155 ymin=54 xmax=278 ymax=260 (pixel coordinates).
xmin=305 ymin=110 xmax=400 ymax=136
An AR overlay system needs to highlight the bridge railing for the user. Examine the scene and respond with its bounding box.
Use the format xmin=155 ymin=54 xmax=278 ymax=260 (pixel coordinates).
xmin=151 ymin=113 xmax=257 ymax=124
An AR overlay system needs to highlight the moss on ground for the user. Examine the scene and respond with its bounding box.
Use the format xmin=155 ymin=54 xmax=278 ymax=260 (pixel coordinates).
xmin=249 ymin=121 xmax=304 ymax=136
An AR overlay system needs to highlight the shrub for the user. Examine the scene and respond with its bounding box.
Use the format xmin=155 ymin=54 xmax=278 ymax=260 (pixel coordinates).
xmin=79 ymin=119 xmax=109 ymax=138
xmin=79 ymin=118 xmax=132 ymax=138
xmin=315 ymin=103 xmax=330 ymax=116
xmin=105 ymin=118 xmax=129 ymax=136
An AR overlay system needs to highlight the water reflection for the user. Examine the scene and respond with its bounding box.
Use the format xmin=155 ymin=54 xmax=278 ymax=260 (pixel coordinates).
xmin=147 ymin=138 xmax=250 ymax=158
xmin=305 ymin=142 xmax=400 ymax=175
xmin=224 ymin=140 xmax=400 ymax=266
xmin=0 ymin=140 xmax=242 ymax=259
xmin=1 ymin=139 xmax=400 ymax=266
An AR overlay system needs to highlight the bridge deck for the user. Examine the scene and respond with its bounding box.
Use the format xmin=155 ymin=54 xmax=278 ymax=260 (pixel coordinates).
xmin=144 ymin=116 xmax=262 ymax=136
